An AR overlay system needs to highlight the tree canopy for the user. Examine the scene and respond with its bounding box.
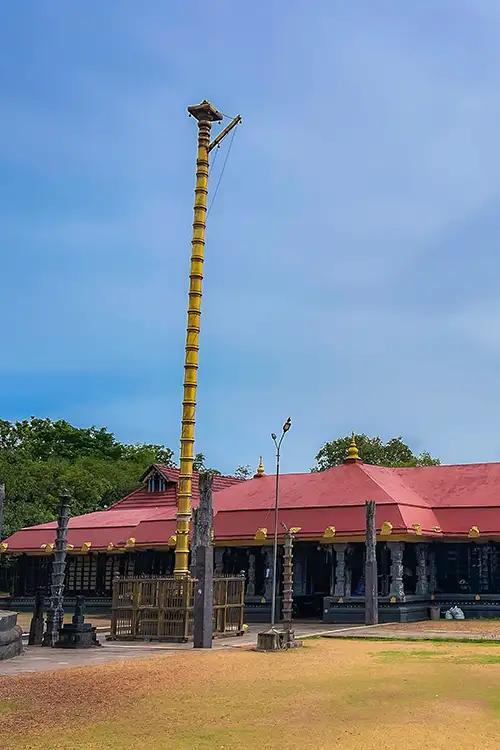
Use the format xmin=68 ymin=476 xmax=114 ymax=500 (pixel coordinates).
xmin=313 ymin=434 xmax=440 ymax=472
xmin=0 ymin=418 xmax=176 ymax=537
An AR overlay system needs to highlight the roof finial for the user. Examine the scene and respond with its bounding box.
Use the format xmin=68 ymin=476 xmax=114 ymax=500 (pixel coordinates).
xmin=344 ymin=432 xmax=361 ymax=463
xmin=254 ymin=456 xmax=265 ymax=478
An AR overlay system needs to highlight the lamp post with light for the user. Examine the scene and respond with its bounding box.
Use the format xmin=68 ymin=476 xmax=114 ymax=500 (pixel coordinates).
xmin=270 ymin=417 xmax=292 ymax=627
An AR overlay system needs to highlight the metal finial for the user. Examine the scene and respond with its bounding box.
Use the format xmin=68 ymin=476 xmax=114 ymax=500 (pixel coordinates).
xmin=346 ymin=432 xmax=360 ymax=462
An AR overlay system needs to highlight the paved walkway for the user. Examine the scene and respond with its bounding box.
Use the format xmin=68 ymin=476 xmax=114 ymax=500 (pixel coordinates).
xmin=324 ymin=622 xmax=500 ymax=642
xmin=0 ymin=621 xmax=355 ymax=676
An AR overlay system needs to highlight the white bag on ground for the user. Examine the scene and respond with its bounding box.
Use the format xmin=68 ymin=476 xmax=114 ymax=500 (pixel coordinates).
xmin=445 ymin=605 xmax=465 ymax=620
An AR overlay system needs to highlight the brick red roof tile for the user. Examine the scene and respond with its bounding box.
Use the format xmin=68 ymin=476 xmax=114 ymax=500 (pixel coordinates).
xmin=5 ymin=461 xmax=500 ymax=552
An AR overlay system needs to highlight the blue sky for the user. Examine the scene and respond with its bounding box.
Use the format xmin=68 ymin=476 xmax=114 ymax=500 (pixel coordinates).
xmin=1 ymin=1 xmax=500 ymax=474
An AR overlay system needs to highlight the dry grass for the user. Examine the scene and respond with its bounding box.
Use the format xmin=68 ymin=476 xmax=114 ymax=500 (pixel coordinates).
xmin=1 ymin=639 xmax=500 ymax=749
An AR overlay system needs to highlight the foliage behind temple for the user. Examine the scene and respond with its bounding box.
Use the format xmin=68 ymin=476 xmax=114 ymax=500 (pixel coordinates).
xmin=0 ymin=418 xmax=176 ymax=537
xmin=313 ymin=434 xmax=440 ymax=472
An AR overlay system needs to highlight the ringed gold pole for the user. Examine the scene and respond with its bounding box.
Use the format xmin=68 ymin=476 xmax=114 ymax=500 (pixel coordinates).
xmin=174 ymin=101 xmax=223 ymax=576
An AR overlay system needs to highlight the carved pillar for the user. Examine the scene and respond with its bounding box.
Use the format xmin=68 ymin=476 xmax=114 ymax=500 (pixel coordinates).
xmin=282 ymin=531 xmax=295 ymax=629
xmin=480 ymin=544 xmax=490 ymax=593
xmin=214 ymin=547 xmax=225 ymax=577
xmin=388 ymin=541 xmax=405 ymax=600
xmin=263 ymin=547 xmax=273 ymax=599
xmin=329 ymin=546 xmax=335 ymax=596
xmin=415 ymin=543 xmax=429 ymax=596
xmin=333 ymin=543 xmax=347 ymax=597
xmin=345 ymin=545 xmax=352 ymax=597
xmin=43 ymin=493 xmax=70 ymax=646
xmin=247 ymin=552 xmax=256 ymax=596
xmin=428 ymin=545 xmax=437 ymax=593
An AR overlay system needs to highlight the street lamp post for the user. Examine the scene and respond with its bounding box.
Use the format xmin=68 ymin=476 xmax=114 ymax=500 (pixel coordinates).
xmin=270 ymin=417 xmax=292 ymax=627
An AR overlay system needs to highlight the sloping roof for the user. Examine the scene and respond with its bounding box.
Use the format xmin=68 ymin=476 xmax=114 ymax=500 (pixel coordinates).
xmin=112 ymin=465 xmax=240 ymax=510
xmin=212 ymin=461 xmax=500 ymax=540
xmin=3 ymin=460 xmax=500 ymax=552
xmin=2 ymin=466 xmax=242 ymax=552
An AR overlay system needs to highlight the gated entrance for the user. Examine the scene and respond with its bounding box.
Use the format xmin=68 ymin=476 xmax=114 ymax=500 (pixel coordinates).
xmin=110 ymin=574 xmax=245 ymax=642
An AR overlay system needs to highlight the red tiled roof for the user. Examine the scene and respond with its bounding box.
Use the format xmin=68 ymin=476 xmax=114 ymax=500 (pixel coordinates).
xmin=212 ymin=461 xmax=500 ymax=540
xmin=111 ymin=465 xmax=241 ymax=510
xmin=4 ymin=460 xmax=500 ymax=552
xmin=2 ymin=465 xmax=242 ymax=552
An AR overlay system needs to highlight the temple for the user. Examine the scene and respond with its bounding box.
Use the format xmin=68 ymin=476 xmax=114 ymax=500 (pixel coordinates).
xmin=3 ymin=438 xmax=500 ymax=622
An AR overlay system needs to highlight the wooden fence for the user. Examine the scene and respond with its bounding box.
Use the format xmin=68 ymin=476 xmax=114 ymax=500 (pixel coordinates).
xmin=110 ymin=575 xmax=245 ymax=642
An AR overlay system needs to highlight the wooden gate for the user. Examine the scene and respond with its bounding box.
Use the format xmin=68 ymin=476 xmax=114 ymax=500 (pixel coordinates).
xmin=110 ymin=574 xmax=245 ymax=642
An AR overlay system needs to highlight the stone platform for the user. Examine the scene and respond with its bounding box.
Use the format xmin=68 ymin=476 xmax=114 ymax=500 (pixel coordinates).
xmin=0 ymin=610 xmax=23 ymax=660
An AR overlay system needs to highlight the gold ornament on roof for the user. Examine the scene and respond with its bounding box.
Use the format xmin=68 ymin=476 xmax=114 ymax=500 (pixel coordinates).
xmin=344 ymin=433 xmax=361 ymax=463
xmin=255 ymin=456 xmax=265 ymax=477
xmin=323 ymin=526 xmax=336 ymax=539
xmin=348 ymin=433 xmax=359 ymax=460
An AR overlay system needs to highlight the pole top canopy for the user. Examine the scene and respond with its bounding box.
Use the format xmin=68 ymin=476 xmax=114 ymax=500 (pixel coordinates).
xmin=344 ymin=432 xmax=362 ymax=463
xmin=187 ymin=100 xmax=223 ymax=122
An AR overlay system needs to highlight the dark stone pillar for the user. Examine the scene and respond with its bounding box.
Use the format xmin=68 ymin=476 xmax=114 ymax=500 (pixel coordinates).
xmin=247 ymin=552 xmax=256 ymax=596
xmin=43 ymin=492 xmax=71 ymax=647
xmin=193 ymin=473 xmax=214 ymax=649
xmin=388 ymin=541 xmax=405 ymax=600
xmin=428 ymin=545 xmax=437 ymax=594
xmin=263 ymin=548 xmax=273 ymax=599
xmin=415 ymin=543 xmax=429 ymax=596
xmin=28 ymin=588 xmax=45 ymax=646
xmin=480 ymin=544 xmax=491 ymax=593
xmin=328 ymin=546 xmax=335 ymax=596
xmin=333 ymin=543 xmax=347 ymax=597
xmin=214 ymin=547 xmax=224 ymax=577
xmin=365 ymin=501 xmax=378 ymax=624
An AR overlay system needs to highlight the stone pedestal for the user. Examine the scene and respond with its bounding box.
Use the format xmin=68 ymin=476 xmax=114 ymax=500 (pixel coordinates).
xmin=256 ymin=626 xmax=301 ymax=651
xmin=55 ymin=597 xmax=100 ymax=649
xmin=0 ymin=611 xmax=23 ymax=660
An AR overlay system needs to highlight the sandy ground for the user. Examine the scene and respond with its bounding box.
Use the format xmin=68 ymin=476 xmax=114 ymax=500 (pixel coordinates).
xmin=1 ymin=638 xmax=500 ymax=750
xmin=376 ymin=619 xmax=500 ymax=637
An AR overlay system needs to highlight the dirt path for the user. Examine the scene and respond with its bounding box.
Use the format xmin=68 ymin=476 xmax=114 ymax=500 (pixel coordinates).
xmin=1 ymin=639 xmax=500 ymax=749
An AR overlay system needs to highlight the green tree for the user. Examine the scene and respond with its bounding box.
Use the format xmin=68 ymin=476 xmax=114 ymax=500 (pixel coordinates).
xmin=193 ymin=453 xmax=221 ymax=476
xmin=234 ymin=465 xmax=252 ymax=480
xmin=313 ymin=434 xmax=440 ymax=472
xmin=0 ymin=418 xmax=176 ymax=537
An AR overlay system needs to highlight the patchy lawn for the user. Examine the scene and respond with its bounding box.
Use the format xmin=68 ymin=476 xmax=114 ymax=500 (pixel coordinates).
xmin=1 ymin=639 xmax=500 ymax=749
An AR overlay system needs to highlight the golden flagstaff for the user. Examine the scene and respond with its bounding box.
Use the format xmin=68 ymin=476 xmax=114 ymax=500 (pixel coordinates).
xmin=174 ymin=101 xmax=241 ymax=576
